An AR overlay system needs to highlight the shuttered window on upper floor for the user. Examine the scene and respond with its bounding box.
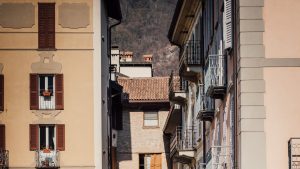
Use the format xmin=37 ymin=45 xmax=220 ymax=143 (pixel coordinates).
xmin=0 ymin=75 xmax=3 ymax=112
xmin=38 ymin=3 xmax=55 ymax=49
xmin=0 ymin=125 xmax=5 ymax=150
xmin=30 ymin=74 xmax=64 ymax=110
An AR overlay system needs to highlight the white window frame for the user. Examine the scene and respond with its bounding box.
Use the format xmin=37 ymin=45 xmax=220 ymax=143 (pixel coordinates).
xmin=143 ymin=111 xmax=159 ymax=127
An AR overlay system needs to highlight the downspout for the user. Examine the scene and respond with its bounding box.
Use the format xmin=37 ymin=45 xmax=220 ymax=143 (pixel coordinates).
xmin=232 ymin=0 xmax=237 ymax=168
xmin=108 ymin=19 xmax=122 ymax=169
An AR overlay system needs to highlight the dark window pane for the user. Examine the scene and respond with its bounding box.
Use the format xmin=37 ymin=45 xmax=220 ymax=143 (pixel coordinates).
xmin=39 ymin=76 xmax=45 ymax=95
xmin=48 ymin=126 xmax=55 ymax=150
xmin=40 ymin=126 xmax=46 ymax=150
xmin=48 ymin=75 xmax=54 ymax=92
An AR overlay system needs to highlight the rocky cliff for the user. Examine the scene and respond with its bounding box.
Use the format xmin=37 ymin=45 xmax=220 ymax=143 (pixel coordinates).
xmin=111 ymin=0 xmax=179 ymax=76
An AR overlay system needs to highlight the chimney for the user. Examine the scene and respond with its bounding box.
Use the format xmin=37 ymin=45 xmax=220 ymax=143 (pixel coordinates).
xmin=143 ymin=54 xmax=152 ymax=62
xmin=120 ymin=51 xmax=133 ymax=62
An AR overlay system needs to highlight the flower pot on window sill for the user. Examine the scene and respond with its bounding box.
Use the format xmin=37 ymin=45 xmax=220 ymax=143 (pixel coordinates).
xmin=43 ymin=148 xmax=51 ymax=153
xmin=42 ymin=90 xmax=52 ymax=97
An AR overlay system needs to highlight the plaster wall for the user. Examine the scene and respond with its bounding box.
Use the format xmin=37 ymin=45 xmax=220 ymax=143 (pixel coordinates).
xmin=117 ymin=110 xmax=169 ymax=169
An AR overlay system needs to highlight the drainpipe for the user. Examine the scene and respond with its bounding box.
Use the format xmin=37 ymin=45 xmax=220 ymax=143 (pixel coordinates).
xmin=108 ymin=19 xmax=122 ymax=169
xmin=232 ymin=0 xmax=237 ymax=168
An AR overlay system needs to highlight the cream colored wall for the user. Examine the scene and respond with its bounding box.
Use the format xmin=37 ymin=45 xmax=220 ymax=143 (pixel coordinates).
xmin=120 ymin=67 xmax=152 ymax=77
xmin=117 ymin=109 xmax=169 ymax=169
xmin=0 ymin=0 xmax=97 ymax=168
xmin=264 ymin=1 xmax=300 ymax=169
xmin=264 ymin=0 xmax=300 ymax=58
xmin=264 ymin=68 xmax=300 ymax=169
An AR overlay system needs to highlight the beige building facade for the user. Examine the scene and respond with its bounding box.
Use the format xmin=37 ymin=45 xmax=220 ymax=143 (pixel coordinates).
xmin=0 ymin=0 xmax=121 ymax=168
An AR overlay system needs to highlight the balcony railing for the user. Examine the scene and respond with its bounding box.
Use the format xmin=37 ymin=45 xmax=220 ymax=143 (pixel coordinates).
xmin=179 ymin=40 xmax=203 ymax=81
xmin=169 ymin=72 xmax=188 ymax=105
xmin=170 ymin=126 xmax=195 ymax=154
xmin=289 ymin=138 xmax=300 ymax=169
xmin=204 ymin=55 xmax=226 ymax=99
xmin=0 ymin=150 xmax=9 ymax=169
xmin=198 ymin=85 xmax=215 ymax=121
xmin=205 ymin=146 xmax=232 ymax=169
xmin=39 ymin=89 xmax=55 ymax=110
xmin=36 ymin=150 xmax=60 ymax=168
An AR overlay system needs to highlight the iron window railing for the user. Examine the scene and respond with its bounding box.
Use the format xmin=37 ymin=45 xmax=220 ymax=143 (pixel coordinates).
xmin=170 ymin=126 xmax=196 ymax=153
xmin=36 ymin=150 xmax=60 ymax=168
xmin=204 ymin=55 xmax=226 ymax=94
xmin=289 ymin=138 xmax=300 ymax=169
xmin=0 ymin=150 xmax=8 ymax=169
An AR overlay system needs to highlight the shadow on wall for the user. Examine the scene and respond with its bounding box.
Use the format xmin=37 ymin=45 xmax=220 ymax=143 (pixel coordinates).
xmin=163 ymin=134 xmax=171 ymax=169
xmin=116 ymin=110 xmax=132 ymax=167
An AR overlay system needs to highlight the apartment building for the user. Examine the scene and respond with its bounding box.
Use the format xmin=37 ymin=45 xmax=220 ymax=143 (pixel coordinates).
xmin=164 ymin=0 xmax=300 ymax=169
xmin=0 ymin=0 xmax=121 ymax=169
xmin=117 ymin=76 xmax=170 ymax=169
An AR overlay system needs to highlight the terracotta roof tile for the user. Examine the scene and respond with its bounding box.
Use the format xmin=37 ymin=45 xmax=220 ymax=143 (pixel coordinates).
xmin=117 ymin=77 xmax=169 ymax=102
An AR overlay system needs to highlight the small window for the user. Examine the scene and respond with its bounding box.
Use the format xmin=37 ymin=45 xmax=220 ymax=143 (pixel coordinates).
xmin=144 ymin=112 xmax=159 ymax=127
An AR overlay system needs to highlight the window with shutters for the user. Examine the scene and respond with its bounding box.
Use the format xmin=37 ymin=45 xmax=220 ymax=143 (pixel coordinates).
xmin=143 ymin=112 xmax=159 ymax=127
xmin=38 ymin=3 xmax=55 ymax=49
xmin=0 ymin=125 xmax=5 ymax=150
xmin=139 ymin=154 xmax=161 ymax=169
xmin=30 ymin=74 xmax=63 ymax=110
xmin=0 ymin=75 xmax=3 ymax=112
xmin=29 ymin=124 xmax=65 ymax=151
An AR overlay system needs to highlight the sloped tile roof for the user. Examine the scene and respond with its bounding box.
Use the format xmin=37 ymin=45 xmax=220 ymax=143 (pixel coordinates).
xmin=117 ymin=77 xmax=169 ymax=102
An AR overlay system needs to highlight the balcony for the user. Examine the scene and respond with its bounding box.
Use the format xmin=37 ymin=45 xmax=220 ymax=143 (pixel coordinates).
xmin=0 ymin=150 xmax=9 ymax=169
xmin=179 ymin=40 xmax=203 ymax=82
xmin=170 ymin=126 xmax=195 ymax=164
xmin=198 ymin=94 xmax=215 ymax=121
xmin=289 ymin=138 xmax=300 ymax=169
xmin=205 ymin=146 xmax=232 ymax=169
xmin=204 ymin=55 xmax=226 ymax=99
xmin=36 ymin=150 xmax=60 ymax=169
xmin=169 ymin=72 xmax=187 ymax=105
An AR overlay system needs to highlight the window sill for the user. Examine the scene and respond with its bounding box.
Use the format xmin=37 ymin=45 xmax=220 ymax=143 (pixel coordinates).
xmin=143 ymin=126 xmax=160 ymax=129
xmin=37 ymin=48 xmax=57 ymax=51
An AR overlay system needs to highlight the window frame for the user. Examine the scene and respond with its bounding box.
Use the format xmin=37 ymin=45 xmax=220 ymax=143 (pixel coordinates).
xmin=143 ymin=111 xmax=159 ymax=128
xmin=30 ymin=73 xmax=64 ymax=110
xmin=39 ymin=124 xmax=56 ymax=150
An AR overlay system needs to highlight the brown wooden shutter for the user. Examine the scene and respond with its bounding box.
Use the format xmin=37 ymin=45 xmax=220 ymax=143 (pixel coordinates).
xmin=38 ymin=3 xmax=55 ymax=49
xmin=150 ymin=154 xmax=162 ymax=169
xmin=30 ymin=74 xmax=39 ymax=110
xmin=29 ymin=124 xmax=38 ymax=151
xmin=55 ymin=74 xmax=64 ymax=110
xmin=56 ymin=124 xmax=65 ymax=151
xmin=0 ymin=75 xmax=4 ymax=111
xmin=0 ymin=125 xmax=5 ymax=150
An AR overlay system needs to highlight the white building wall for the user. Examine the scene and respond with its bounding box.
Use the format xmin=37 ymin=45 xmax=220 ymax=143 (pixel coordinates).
xmin=120 ymin=66 xmax=152 ymax=77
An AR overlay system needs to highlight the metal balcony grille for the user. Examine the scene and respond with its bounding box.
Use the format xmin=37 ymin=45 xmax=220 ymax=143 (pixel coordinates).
xmin=36 ymin=150 xmax=60 ymax=168
xmin=204 ymin=55 xmax=226 ymax=94
xmin=0 ymin=150 xmax=9 ymax=168
xmin=289 ymin=138 xmax=300 ymax=169
xmin=170 ymin=126 xmax=196 ymax=154
xmin=169 ymin=72 xmax=188 ymax=93
xmin=206 ymin=146 xmax=232 ymax=169
xmin=179 ymin=40 xmax=202 ymax=74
